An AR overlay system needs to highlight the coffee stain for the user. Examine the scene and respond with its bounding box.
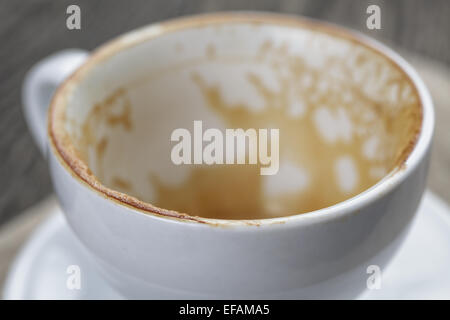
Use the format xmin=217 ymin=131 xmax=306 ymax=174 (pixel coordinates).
xmin=147 ymin=42 xmax=421 ymax=219
xmin=75 ymin=41 xmax=421 ymax=220
xmin=76 ymin=87 xmax=133 ymax=182
xmin=150 ymin=165 xmax=264 ymax=219
xmin=95 ymin=137 xmax=108 ymax=181
xmin=259 ymin=39 xmax=273 ymax=56
xmin=111 ymin=176 xmax=133 ymax=192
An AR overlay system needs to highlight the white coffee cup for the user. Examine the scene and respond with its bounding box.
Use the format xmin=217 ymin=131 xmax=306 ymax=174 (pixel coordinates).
xmin=22 ymin=13 xmax=434 ymax=299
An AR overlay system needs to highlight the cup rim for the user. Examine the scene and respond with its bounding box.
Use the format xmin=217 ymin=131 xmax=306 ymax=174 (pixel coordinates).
xmin=48 ymin=12 xmax=434 ymax=227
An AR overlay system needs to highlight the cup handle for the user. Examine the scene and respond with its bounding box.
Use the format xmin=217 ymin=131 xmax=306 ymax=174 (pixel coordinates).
xmin=22 ymin=49 xmax=89 ymax=158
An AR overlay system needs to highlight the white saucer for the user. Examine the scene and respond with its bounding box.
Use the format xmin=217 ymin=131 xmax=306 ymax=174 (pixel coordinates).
xmin=3 ymin=191 xmax=450 ymax=300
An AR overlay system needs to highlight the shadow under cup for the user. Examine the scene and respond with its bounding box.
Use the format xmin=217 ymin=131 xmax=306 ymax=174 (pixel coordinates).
xmin=54 ymin=19 xmax=422 ymax=220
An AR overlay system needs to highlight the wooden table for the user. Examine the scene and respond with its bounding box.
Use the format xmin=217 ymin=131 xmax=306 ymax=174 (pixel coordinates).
xmin=1 ymin=0 xmax=449 ymax=225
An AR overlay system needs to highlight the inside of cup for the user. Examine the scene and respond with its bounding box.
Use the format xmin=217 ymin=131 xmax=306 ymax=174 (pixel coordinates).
xmin=62 ymin=18 xmax=421 ymax=219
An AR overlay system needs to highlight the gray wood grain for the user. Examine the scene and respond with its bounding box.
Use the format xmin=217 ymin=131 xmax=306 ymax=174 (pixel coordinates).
xmin=0 ymin=0 xmax=449 ymax=225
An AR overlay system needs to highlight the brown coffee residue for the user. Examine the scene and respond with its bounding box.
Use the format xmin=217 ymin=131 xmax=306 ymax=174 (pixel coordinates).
xmin=150 ymin=165 xmax=264 ymax=219
xmin=111 ymin=176 xmax=133 ymax=192
xmin=147 ymin=43 xmax=421 ymax=219
xmin=76 ymin=88 xmax=133 ymax=183
xmin=75 ymin=41 xmax=421 ymax=220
